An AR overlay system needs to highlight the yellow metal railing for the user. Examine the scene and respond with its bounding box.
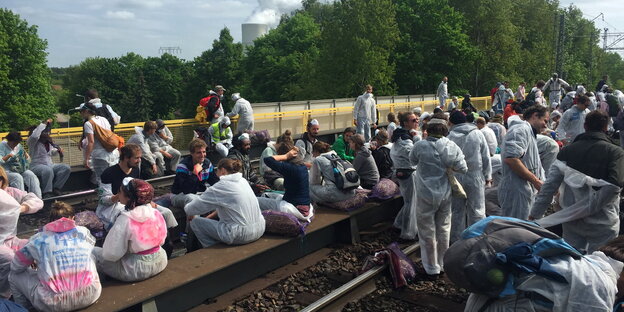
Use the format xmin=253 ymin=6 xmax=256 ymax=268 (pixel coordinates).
xmin=1 ymin=96 xmax=490 ymax=166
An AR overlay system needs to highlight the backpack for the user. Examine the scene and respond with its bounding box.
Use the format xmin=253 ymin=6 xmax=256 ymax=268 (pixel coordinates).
xmin=607 ymin=94 xmax=621 ymax=117
xmin=444 ymin=216 xmax=581 ymax=299
xmin=524 ymin=90 xmax=537 ymax=106
xmin=200 ymin=95 xmax=221 ymax=120
xmin=88 ymin=120 xmax=124 ymax=152
xmin=323 ymin=153 xmax=360 ymax=191
xmin=95 ymin=104 xmax=116 ymax=131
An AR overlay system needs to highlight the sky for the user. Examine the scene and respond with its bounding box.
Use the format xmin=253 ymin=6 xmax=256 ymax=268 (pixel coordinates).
xmin=3 ymin=0 xmax=623 ymax=68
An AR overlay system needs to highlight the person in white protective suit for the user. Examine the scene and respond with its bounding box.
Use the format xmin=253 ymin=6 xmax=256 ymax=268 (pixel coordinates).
xmin=128 ymin=121 xmax=163 ymax=179
xmin=487 ymin=115 xmax=507 ymax=149
xmin=227 ymin=93 xmax=255 ymax=133
xmin=309 ymin=141 xmax=356 ymax=205
xmin=10 ymin=202 xmax=101 ymax=311
xmin=353 ymin=85 xmax=377 ymax=142
xmin=410 ymin=117 xmax=467 ymax=277
xmin=557 ymin=95 xmax=590 ymax=147
xmin=93 ymin=178 xmax=168 ymax=282
xmin=543 ymin=73 xmax=569 ymax=109
xmin=0 ymin=167 xmax=43 ymax=299
xmin=390 ymin=112 xmax=422 ymax=240
xmin=209 ymin=116 xmax=234 ymax=158
xmin=530 ymin=110 xmax=624 ymax=253
xmin=185 ymin=158 xmax=265 ymax=248
xmin=558 ymin=87 xmax=576 ymax=112
xmin=148 ymin=119 xmax=182 ymax=174
xmin=437 ymin=77 xmax=448 ymax=109
xmin=464 ymin=238 xmax=624 ymax=312
xmin=587 ymin=91 xmax=598 ymax=111
xmin=536 ymin=134 xmax=559 ymax=179
xmin=498 ymin=106 xmax=548 ymax=220
xmin=447 ymin=111 xmax=492 ymax=243
xmin=475 ymin=117 xmax=497 ymax=156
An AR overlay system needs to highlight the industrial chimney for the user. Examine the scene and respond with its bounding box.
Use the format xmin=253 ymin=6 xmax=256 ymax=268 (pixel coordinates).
xmin=242 ymin=23 xmax=269 ymax=47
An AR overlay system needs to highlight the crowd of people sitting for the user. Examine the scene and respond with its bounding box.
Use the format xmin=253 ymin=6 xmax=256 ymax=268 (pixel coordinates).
xmin=2 ymin=78 xmax=624 ymax=311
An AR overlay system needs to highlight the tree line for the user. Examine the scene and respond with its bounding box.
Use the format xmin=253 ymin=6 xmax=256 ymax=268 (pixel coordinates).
xmin=2 ymin=0 xmax=624 ymax=131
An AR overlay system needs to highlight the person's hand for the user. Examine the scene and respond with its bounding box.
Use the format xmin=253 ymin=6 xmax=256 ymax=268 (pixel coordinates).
xmin=353 ymin=119 xmax=357 ymax=126
xmin=255 ymin=184 xmax=270 ymax=192
xmin=162 ymin=151 xmax=172 ymax=159
xmin=528 ymin=216 xmax=535 ymax=221
xmin=193 ymin=163 xmax=203 ymax=175
xmin=152 ymin=164 xmax=158 ymax=174
xmin=3 ymin=154 xmax=14 ymax=162
xmin=159 ymin=132 xmax=168 ymax=140
xmin=206 ymin=211 xmax=218 ymax=219
xmin=19 ymin=205 xmax=29 ymax=213
xmin=286 ymin=148 xmax=298 ymax=159
xmin=531 ymin=178 xmax=544 ymax=191
xmin=77 ymin=144 xmax=82 ymax=151
xmin=58 ymin=147 xmax=64 ymax=154
xmin=83 ymin=160 xmax=90 ymax=169
xmin=372 ymin=124 xmax=377 ymax=129
xmin=485 ymin=180 xmax=493 ymax=187
xmin=25 ymin=152 xmax=30 ymax=160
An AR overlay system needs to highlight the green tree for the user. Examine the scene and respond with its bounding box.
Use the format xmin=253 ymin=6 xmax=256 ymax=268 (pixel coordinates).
xmin=0 ymin=9 xmax=56 ymax=131
xmin=393 ymin=0 xmax=476 ymax=95
xmin=316 ymin=0 xmax=400 ymax=97
xmin=143 ymin=53 xmax=185 ymax=120
xmin=183 ymin=28 xmax=244 ymax=115
xmin=243 ymin=12 xmax=322 ymax=102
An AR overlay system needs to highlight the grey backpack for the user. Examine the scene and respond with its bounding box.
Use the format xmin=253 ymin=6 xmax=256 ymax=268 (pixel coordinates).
xmin=323 ymin=153 xmax=360 ymax=191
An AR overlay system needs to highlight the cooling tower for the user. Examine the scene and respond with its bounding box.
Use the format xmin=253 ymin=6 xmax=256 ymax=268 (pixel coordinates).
xmin=242 ymin=23 xmax=269 ymax=47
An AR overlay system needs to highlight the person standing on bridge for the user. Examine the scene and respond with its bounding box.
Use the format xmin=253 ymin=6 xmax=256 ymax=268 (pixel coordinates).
xmin=295 ymin=119 xmax=320 ymax=166
xmin=200 ymin=85 xmax=226 ymax=123
xmin=437 ymin=77 xmax=448 ymax=109
xmin=79 ymin=102 xmax=119 ymax=186
xmin=27 ymin=119 xmax=70 ymax=198
xmin=78 ymin=89 xmax=121 ymax=130
xmin=543 ymin=73 xmax=569 ymax=109
xmin=227 ymin=93 xmax=254 ymax=133
xmin=353 ymin=84 xmax=377 ymax=142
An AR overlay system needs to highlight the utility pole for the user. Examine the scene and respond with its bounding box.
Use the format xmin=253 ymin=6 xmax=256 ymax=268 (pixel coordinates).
xmin=555 ymin=14 xmax=565 ymax=77
xmin=603 ymin=28 xmax=608 ymax=51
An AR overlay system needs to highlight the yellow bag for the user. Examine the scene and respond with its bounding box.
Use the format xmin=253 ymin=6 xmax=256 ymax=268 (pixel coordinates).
xmin=195 ymin=105 xmax=207 ymax=123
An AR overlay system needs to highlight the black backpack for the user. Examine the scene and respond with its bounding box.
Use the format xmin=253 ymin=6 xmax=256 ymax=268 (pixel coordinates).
xmin=524 ymin=90 xmax=537 ymax=107
xmin=323 ymin=153 xmax=360 ymax=191
xmin=96 ymin=104 xmax=116 ymax=131
xmin=607 ymin=94 xmax=621 ymax=117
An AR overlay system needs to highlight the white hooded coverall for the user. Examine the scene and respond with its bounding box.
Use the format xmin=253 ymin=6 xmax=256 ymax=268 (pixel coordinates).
xmin=498 ymin=120 xmax=544 ymax=220
xmin=390 ymin=131 xmax=421 ymax=240
xmin=531 ymin=160 xmax=620 ymax=253
xmin=10 ymin=218 xmax=101 ymax=312
xmin=92 ymin=204 xmax=168 ymax=282
xmin=353 ymin=92 xmax=377 ymax=142
xmin=227 ymin=96 xmax=255 ymax=133
xmin=556 ymin=105 xmax=588 ymax=144
xmin=184 ymin=172 xmax=265 ymax=247
xmin=410 ymin=136 xmax=467 ymax=275
xmin=447 ymin=123 xmax=492 ymax=242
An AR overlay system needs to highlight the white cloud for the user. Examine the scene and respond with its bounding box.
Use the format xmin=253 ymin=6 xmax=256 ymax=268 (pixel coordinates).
xmin=106 ymin=10 xmax=135 ymax=20
xmin=117 ymin=0 xmax=164 ymax=9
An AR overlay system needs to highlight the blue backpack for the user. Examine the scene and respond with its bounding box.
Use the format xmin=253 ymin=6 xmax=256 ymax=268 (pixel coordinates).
xmin=444 ymin=217 xmax=581 ymax=299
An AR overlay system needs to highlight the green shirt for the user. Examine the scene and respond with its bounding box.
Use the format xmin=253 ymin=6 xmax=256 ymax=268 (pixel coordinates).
xmin=332 ymin=135 xmax=354 ymax=161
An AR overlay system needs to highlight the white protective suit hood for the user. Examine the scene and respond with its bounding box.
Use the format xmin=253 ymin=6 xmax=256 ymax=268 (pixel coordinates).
xmin=123 ymin=204 xmax=157 ymax=223
xmin=507 ymin=115 xmax=523 ymax=127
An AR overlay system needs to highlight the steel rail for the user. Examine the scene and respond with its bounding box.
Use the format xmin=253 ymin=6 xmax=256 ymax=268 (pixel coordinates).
xmin=301 ymin=242 xmax=420 ymax=312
